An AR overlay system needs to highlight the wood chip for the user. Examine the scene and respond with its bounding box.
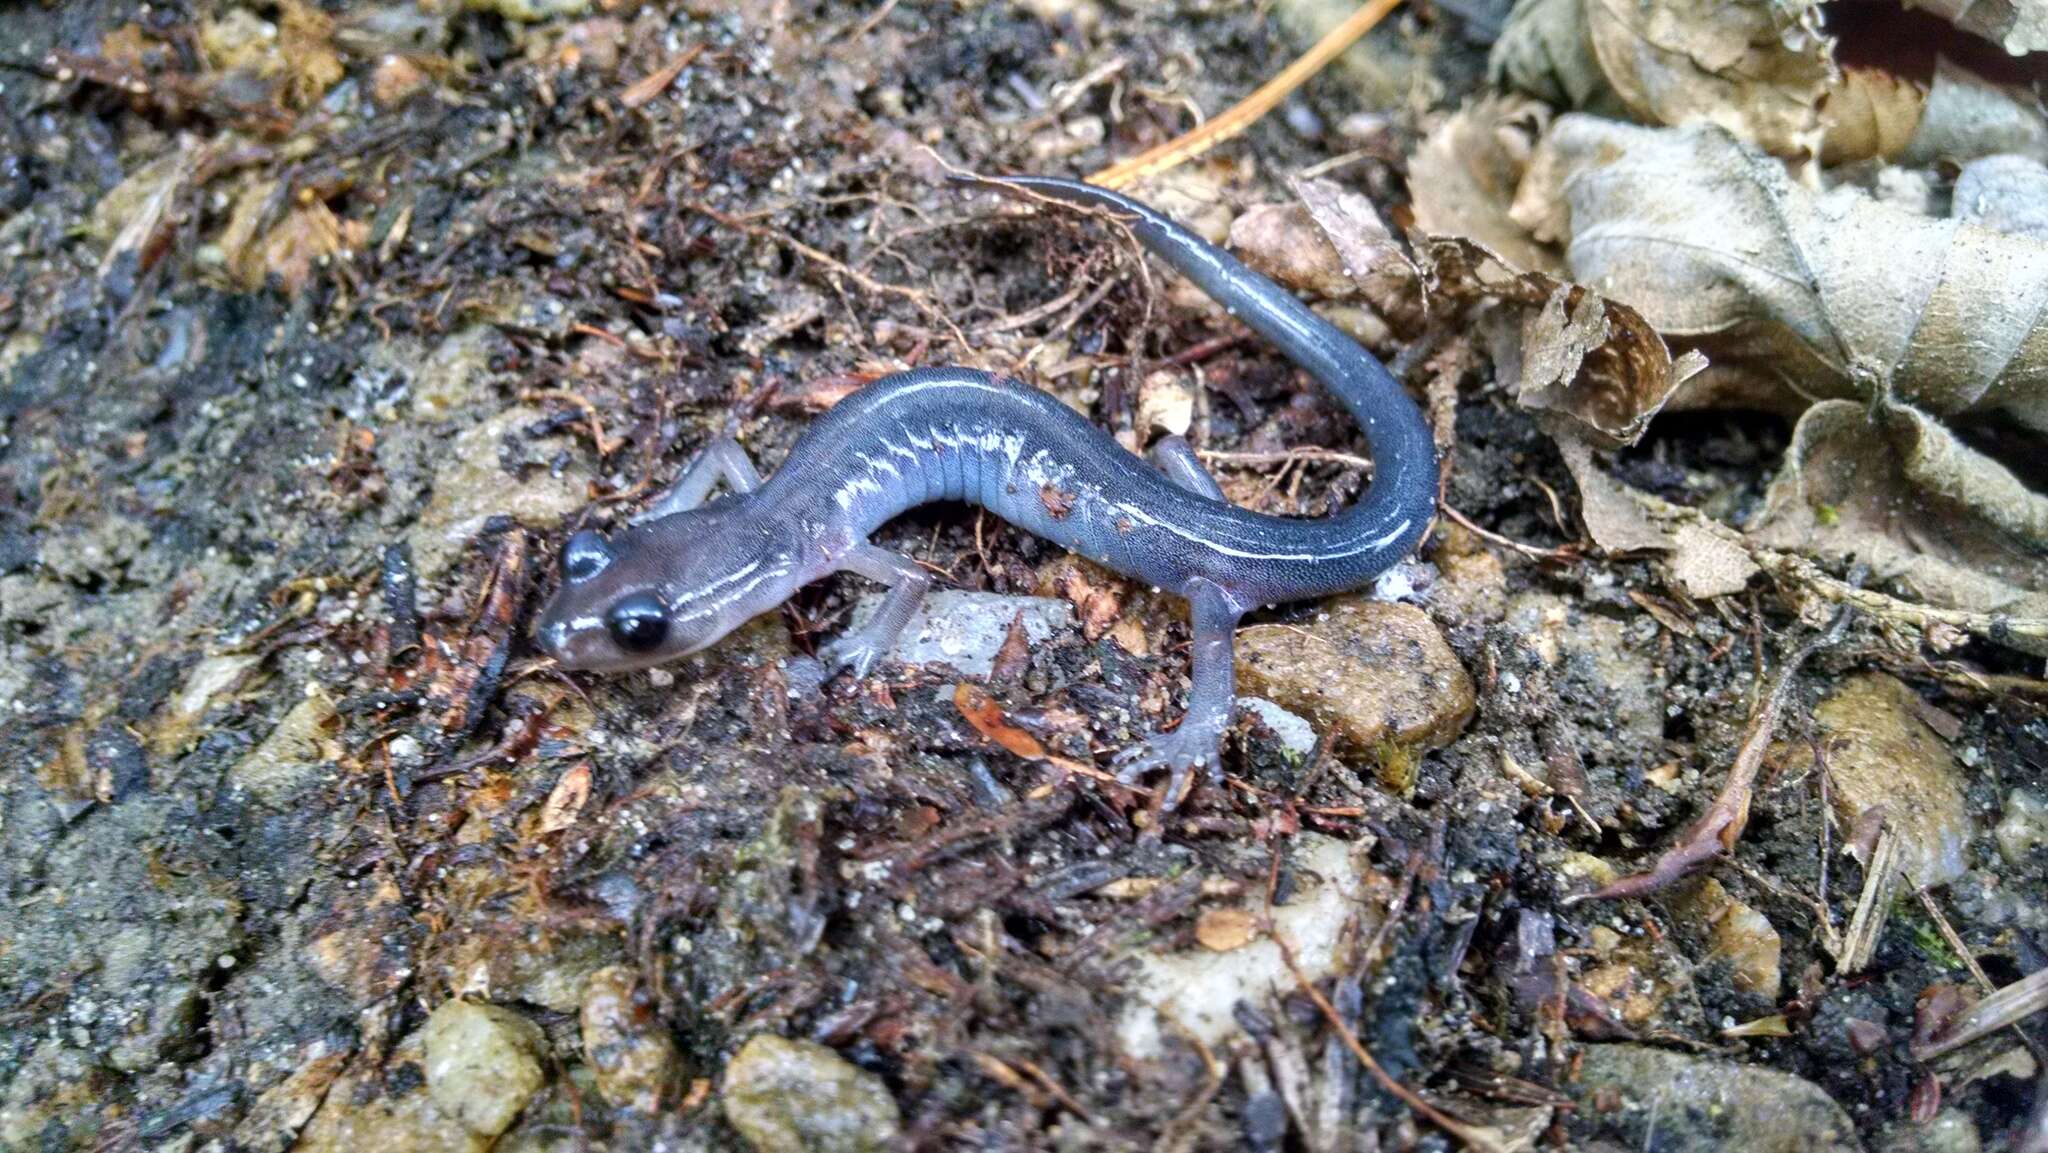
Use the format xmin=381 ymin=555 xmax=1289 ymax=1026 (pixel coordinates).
xmin=1195 ymin=907 xmax=1257 ymax=952
xmin=618 ymin=43 xmax=703 ymax=109
xmin=539 ymin=762 xmax=592 ymax=833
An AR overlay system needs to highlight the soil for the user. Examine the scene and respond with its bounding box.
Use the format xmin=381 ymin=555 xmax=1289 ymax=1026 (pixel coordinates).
xmin=2 ymin=2 xmax=2043 ymax=1151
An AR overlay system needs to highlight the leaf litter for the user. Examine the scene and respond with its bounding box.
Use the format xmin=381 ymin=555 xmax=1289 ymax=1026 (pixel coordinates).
xmin=6 ymin=0 xmax=2048 ymax=1150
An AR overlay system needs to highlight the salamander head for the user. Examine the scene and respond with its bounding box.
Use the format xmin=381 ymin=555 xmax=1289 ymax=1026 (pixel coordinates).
xmin=534 ymin=505 xmax=800 ymax=672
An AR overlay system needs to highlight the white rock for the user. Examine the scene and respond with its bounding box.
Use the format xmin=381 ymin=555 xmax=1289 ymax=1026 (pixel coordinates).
xmin=846 ymin=590 xmax=1074 ymax=678
xmin=1118 ymin=834 xmax=1380 ymax=1058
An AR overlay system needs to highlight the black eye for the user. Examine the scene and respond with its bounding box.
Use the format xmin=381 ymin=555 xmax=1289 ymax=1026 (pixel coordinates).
xmin=562 ymin=530 xmax=611 ymax=583
xmin=605 ymin=592 xmax=669 ymax=653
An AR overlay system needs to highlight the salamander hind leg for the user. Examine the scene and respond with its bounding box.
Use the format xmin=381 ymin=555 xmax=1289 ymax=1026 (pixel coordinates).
xmin=818 ymin=544 xmax=932 ymax=680
xmin=1148 ymin=435 xmax=1226 ymax=502
xmin=1115 ymin=578 xmax=1241 ymax=808
xmin=634 ymin=438 xmax=764 ymax=523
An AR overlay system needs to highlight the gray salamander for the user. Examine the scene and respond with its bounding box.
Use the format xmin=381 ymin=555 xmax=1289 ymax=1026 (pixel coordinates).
xmin=534 ymin=173 xmax=1438 ymax=804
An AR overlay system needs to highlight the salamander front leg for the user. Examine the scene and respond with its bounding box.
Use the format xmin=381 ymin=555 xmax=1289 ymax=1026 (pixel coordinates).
xmin=634 ymin=438 xmax=763 ymax=523
xmin=818 ymin=544 xmax=931 ymax=680
xmin=1115 ymin=578 xmax=1241 ymax=808
xmin=1148 ymin=435 xmax=1226 ymax=501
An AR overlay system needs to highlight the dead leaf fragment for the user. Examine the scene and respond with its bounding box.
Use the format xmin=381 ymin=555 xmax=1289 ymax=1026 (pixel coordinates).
xmin=1525 ymin=115 xmax=2048 ymax=429
xmin=1821 ymin=67 xmax=1926 ymax=165
xmin=1195 ymin=908 xmax=1258 ymax=952
xmin=954 ymin=683 xmax=1049 ymax=760
xmin=1492 ymin=0 xmax=1836 ymax=158
xmin=1290 ymin=176 xmax=1424 ymax=333
xmin=1751 ymin=400 xmax=2048 ymax=639
xmin=1229 ymin=202 xmax=1355 ymax=300
xmin=539 ymin=762 xmax=592 ymax=833
xmin=1423 ymin=236 xmax=1704 ymax=448
xmin=1408 ymin=95 xmax=1561 ymax=274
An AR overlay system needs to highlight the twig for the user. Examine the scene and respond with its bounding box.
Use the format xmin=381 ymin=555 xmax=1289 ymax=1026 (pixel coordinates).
xmin=1089 ymin=0 xmax=1405 ymax=189
xmin=618 ymin=43 xmax=704 ymax=109
xmin=1916 ymin=887 xmax=2048 ymax=1065
xmin=686 ymin=201 xmax=972 ymax=352
xmin=1566 ymin=603 xmax=1853 ymax=904
xmin=1278 ymin=937 xmax=1509 ymax=1153
xmin=1912 ymin=965 xmax=2048 ymax=1061
xmin=1839 ymin=827 xmax=1901 ymax=974
xmin=1439 ymin=503 xmax=1582 ymax=564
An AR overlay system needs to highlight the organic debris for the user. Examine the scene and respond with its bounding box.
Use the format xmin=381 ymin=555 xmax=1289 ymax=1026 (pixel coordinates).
xmin=6 ymin=1 xmax=2048 ymax=1150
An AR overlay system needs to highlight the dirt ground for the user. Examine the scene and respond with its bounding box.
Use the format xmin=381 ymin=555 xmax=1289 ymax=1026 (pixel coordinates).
xmin=2 ymin=1 xmax=2045 ymax=1151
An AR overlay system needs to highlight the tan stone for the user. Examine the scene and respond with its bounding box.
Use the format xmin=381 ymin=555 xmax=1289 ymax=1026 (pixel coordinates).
xmin=1235 ymin=599 xmax=1475 ymax=756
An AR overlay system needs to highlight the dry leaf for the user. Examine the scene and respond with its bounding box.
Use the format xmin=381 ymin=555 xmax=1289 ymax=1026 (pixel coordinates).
xmin=1904 ymin=0 xmax=2048 ymax=54
xmin=1194 ymin=908 xmax=1257 ymax=952
xmin=1524 ymin=115 xmax=2048 ymax=429
xmin=1898 ymin=59 xmax=2048 ymax=167
xmin=1229 ymin=202 xmax=1357 ymax=300
xmin=1492 ymin=0 xmax=1836 ymax=159
xmin=1423 ymin=236 xmax=1705 ymax=448
xmin=218 ymin=179 xmax=358 ymax=294
xmin=1820 ymin=67 xmax=1926 ymax=165
xmin=1750 ymin=399 xmax=2048 ymax=633
xmin=1290 ymin=176 xmax=1425 ymax=334
xmin=539 ymin=762 xmax=592 ymax=833
xmin=1408 ymin=95 xmax=1562 ymax=274
xmin=91 ymin=147 xmax=194 ymax=289
xmin=954 ymin=683 xmax=1049 ymax=760
xmin=1823 ymin=58 xmax=2048 ymax=169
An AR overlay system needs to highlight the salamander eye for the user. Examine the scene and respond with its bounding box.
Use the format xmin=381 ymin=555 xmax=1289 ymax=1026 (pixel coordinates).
xmin=605 ymin=592 xmax=669 ymax=653
xmin=562 ymin=530 xmax=611 ymax=583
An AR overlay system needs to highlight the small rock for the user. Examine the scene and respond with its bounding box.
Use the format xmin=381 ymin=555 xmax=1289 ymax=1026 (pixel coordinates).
xmin=1427 ymin=526 xmax=1508 ymax=624
xmin=1118 ymin=834 xmax=1392 ymax=1057
xmin=722 ymin=1034 xmax=901 ymax=1153
xmin=297 ymin=1030 xmax=483 ymax=1153
xmin=1811 ymin=673 xmax=1971 ymax=886
xmin=1228 ymin=201 xmax=1355 ymax=299
xmin=1235 ymin=599 xmax=1475 ymax=756
xmin=1505 ymin=592 xmax=1665 ymax=766
xmin=1238 ymin=696 xmax=1317 ymax=758
xmin=410 ymin=327 xmax=497 ymax=419
xmin=580 ymin=965 xmax=681 ymax=1113
xmin=1571 ymin=1044 xmax=1858 ymax=1152
xmin=421 ymin=1000 xmax=548 ymax=1138
xmin=408 ymin=404 xmax=590 ymax=578
xmin=1136 ymin=368 xmax=1195 ymax=437
xmin=231 ymin=1043 xmax=351 ymax=1153
xmin=227 ymin=689 xmax=339 ymax=809
xmin=464 ymin=0 xmax=591 ymax=22
xmin=1668 ymin=877 xmax=1782 ymax=1001
xmin=848 ymin=589 xmax=1074 ymax=679
xmin=1995 ymin=788 xmax=2048 ymax=865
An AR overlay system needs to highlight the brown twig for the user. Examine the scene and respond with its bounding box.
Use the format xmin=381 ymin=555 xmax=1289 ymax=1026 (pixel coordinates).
xmin=1278 ymin=937 xmax=1508 ymax=1153
xmin=1439 ymin=503 xmax=1581 ymax=564
xmin=1089 ymin=0 xmax=1405 ymax=188
xmin=1566 ymin=603 xmax=1853 ymax=905
xmin=686 ymin=201 xmax=972 ymax=352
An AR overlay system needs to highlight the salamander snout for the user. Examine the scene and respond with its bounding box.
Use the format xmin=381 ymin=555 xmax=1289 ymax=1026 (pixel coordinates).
xmin=533 ymin=514 xmax=804 ymax=673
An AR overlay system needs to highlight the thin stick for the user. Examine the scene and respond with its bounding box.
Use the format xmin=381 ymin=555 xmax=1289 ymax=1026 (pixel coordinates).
xmin=1279 ymin=938 xmax=1508 ymax=1153
xmin=1089 ymin=0 xmax=1404 ymax=189
xmin=1439 ymin=503 xmax=1581 ymax=564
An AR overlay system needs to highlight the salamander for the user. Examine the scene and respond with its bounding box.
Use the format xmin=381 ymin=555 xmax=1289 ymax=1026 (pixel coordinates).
xmin=533 ymin=173 xmax=1438 ymax=805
